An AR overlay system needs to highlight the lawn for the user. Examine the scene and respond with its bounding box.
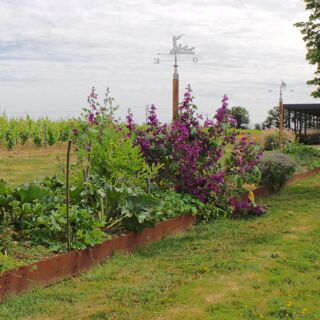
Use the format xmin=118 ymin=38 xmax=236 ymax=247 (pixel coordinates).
xmin=0 ymin=175 xmax=319 ymax=319
xmin=0 ymin=143 xmax=70 ymax=186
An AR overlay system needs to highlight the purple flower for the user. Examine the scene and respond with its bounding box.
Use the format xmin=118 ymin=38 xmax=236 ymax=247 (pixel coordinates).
xmin=86 ymin=86 xmax=99 ymax=125
xmin=230 ymin=198 xmax=266 ymax=216
xmin=72 ymin=128 xmax=79 ymax=136
xmin=147 ymin=104 xmax=159 ymax=127
xmin=88 ymin=113 xmax=96 ymax=124
xmin=126 ymin=109 xmax=135 ymax=131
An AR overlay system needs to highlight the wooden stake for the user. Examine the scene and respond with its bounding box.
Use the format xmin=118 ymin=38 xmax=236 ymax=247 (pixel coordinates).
xmin=66 ymin=140 xmax=72 ymax=251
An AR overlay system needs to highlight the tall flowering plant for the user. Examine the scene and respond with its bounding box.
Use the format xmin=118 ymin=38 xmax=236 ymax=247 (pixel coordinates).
xmin=127 ymin=86 xmax=264 ymax=217
xmin=70 ymin=87 xmax=162 ymax=231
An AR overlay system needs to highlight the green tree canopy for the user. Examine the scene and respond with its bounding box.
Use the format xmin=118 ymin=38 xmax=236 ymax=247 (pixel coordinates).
xmin=254 ymin=123 xmax=262 ymax=130
xmin=263 ymin=106 xmax=279 ymax=129
xmin=229 ymin=106 xmax=250 ymax=129
xmin=295 ymin=0 xmax=320 ymax=98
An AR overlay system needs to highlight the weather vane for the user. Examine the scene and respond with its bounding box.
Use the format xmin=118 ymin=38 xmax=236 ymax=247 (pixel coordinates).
xmin=154 ymin=34 xmax=198 ymax=64
xmin=154 ymin=35 xmax=198 ymax=121
xmin=279 ymin=80 xmax=287 ymax=102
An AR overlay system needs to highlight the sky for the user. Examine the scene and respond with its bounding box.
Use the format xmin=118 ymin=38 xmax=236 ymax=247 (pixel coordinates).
xmin=0 ymin=0 xmax=316 ymax=125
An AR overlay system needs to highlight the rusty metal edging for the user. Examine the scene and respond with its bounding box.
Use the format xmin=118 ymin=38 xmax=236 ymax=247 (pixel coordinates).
xmin=249 ymin=167 xmax=320 ymax=199
xmin=0 ymin=214 xmax=195 ymax=301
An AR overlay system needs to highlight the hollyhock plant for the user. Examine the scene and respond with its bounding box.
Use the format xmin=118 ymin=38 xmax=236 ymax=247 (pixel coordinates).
xmin=147 ymin=104 xmax=159 ymax=127
xmin=86 ymin=87 xmax=99 ymax=125
xmin=226 ymin=135 xmax=262 ymax=188
xmin=126 ymin=109 xmax=135 ymax=131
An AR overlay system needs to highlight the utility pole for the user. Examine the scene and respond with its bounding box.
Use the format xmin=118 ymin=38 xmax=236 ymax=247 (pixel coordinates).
xmin=154 ymin=35 xmax=198 ymax=122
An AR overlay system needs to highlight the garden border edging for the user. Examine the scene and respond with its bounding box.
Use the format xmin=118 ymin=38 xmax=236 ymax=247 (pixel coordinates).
xmin=0 ymin=214 xmax=195 ymax=301
xmin=0 ymin=166 xmax=320 ymax=301
xmin=249 ymin=167 xmax=320 ymax=198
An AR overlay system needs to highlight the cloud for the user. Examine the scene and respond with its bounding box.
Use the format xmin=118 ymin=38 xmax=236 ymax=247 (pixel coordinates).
xmin=0 ymin=0 xmax=315 ymax=124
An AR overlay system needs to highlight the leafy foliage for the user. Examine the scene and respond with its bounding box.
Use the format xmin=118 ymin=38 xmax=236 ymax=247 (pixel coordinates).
xmin=284 ymin=142 xmax=320 ymax=169
xmin=295 ymin=0 xmax=320 ymax=98
xmin=0 ymin=177 xmax=106 ymax=252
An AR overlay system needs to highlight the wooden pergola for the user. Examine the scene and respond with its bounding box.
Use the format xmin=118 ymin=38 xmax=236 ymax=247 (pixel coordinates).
xmin=283 ymin=103 xmax=320 ymax=144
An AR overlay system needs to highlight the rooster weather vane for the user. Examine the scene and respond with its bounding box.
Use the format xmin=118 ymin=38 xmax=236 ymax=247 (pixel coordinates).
xmin=154 ymin=34 xmax=198 ymax=64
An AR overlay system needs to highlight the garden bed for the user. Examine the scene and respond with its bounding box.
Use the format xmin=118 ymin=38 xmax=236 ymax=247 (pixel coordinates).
xmin=0 ymin=166 xmax=319 ymax=301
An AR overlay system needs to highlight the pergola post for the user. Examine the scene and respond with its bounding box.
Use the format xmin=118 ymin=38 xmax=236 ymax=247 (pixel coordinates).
xmin=299 ymin=113 xmax=302 ymax=139
xmin=304 ymin=112 xmax=307 ymax=136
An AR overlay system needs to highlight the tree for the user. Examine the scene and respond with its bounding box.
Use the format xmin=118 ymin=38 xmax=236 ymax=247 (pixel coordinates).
xmin=263 ymin=107 xmax=292 ymax=129
xmin=254 ymin=123 xmax=262 ymax=130
xmin=263 ymin=106 xmax=279 ymax=129
xmin=295 ymin=1 xmax=320 ymax=98
xmin=229 ymin=106 xmax=250 ymax=129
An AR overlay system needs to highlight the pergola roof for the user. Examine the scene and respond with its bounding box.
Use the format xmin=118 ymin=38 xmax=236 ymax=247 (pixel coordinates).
xmin=284 ymin=104 xmax=320 ymax=116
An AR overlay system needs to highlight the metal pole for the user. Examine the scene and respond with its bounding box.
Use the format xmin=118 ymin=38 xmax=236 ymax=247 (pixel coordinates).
xmin=172 ymin=52 xmax=179 ymax=121
xmin=66 ymin=140 xmax=72 ymax=251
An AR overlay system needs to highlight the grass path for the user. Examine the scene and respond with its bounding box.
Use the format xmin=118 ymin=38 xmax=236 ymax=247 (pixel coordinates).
xmin=0 ymin=175 xmax=319 ymax=319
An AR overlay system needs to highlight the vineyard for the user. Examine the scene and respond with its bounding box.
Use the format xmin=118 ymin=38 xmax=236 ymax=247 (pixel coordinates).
xmin=0 ymin=115 xmax=77 ymax=149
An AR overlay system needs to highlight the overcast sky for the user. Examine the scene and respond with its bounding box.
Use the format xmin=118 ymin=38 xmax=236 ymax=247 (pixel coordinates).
xmin=0 ymin=0 xmax=316 ymax=124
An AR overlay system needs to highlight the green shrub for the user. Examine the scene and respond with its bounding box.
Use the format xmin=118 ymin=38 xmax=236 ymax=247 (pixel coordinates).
xmin=259 ymin=152 xmax=296 ymax=192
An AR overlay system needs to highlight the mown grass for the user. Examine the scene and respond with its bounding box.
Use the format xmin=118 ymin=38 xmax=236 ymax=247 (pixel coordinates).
xmin=0 ymin=143 xmax=72 ymax=186
xmin=0 ymin=175 xmax=319 ymax=319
